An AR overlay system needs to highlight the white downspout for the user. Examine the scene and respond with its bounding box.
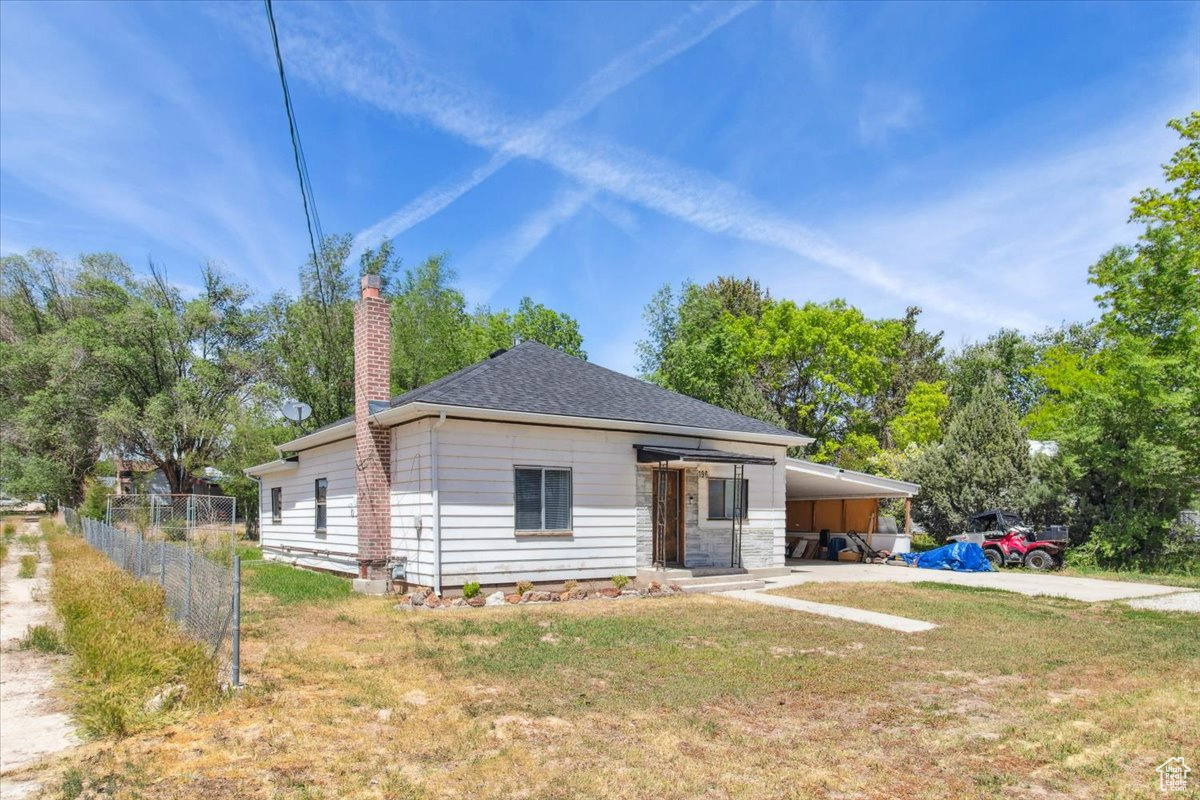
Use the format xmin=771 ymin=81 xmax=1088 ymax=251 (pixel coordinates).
xmin=431 ymin=410 xmax=447 ymax=595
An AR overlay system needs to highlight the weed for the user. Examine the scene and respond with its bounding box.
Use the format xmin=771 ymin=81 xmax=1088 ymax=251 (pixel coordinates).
xmin=333 ymin=611 xmax=359 ymax=625
xmin=563 ymin=579 xmax=579 ymax=591
xmin=236 ymin=545 xmax=263 ymax=562
xmin=462 ymin=580 xmax=481 ymax=600
xmin=20 ymin=624 xmax=68 ymax=654
xmin=611 ymin=573 xmax=630 ymax=590
xmin=515 ymin=580 xmax=533 ymax=595
xmin=18 ymin=554 xmax=37 ymax=578
xmin=60 ymin=768 xmax=84 ymax=800
xmin=2 ymin=520 xmax=15 ymax=536
xmin=47 ymin=534 xmax=219 ymax=736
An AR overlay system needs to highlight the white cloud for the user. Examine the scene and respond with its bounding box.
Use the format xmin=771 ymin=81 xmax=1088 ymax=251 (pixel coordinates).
xmin=259 ymin=4 xmax=1020 ymax=327
xmin=457 ymin=186 xmax=596 ymax=304
xmin=858 ymin=86 xmax=923 ymax=145
xmin=0 ymin=4 xmax=301 ymax=289
xmin=347 ymin=1 xmax=758 ymax=260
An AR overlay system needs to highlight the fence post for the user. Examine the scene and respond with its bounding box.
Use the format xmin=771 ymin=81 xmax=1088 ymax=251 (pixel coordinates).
xmin=232 ymin=555 xmax=241 ymax=688
xmin=136 ymin=533 xmax=143 ymax=579
xmin=185 ymin=544 xmax=193 ymax=622
xmin=159 ymin=541 xmax=166 ymax=586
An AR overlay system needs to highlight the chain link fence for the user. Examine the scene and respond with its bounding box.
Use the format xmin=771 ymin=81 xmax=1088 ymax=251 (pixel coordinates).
xmin=105 ymin=494 xmax=237 ymax=564
xmin=62 ymin=508 xmax=241 ymax=686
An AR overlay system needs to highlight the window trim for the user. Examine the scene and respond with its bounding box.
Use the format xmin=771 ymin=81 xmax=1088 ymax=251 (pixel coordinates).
xmin=707 ymin=477 xmax=749 ymax=521
xmin=314 ymin=477 xmax=328 ymax=536
xmin=513 ymin=465 xmax=573 ymax=535
xmin=270 ymin=486 xmax=282 ymax=525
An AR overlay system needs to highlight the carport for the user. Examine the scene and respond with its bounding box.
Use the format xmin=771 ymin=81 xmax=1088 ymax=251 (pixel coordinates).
xmin=784 ymin=458 xmax=919 ymax=558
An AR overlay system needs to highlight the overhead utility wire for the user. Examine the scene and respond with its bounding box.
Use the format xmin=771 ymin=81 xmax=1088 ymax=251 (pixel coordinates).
xmin=264 ymin=0 xmax=331 ymax=311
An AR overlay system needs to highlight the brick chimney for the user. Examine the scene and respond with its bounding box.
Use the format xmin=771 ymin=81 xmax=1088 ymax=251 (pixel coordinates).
xmin=354 ymin=274 xmax=391 ymax=582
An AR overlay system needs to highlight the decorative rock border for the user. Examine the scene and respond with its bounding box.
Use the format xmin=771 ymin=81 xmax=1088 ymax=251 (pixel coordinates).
xmin=394 ymin=581 xmax=685 ymax=611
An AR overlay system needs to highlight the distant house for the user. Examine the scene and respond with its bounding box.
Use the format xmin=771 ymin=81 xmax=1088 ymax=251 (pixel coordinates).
xmin=114 ymin=460 xmax=225 ymax=497
xmin=246 ymin=276 xmax=918 ymax=594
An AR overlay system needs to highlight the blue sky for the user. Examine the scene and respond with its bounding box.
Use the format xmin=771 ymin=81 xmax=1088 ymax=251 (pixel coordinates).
xmin=2 ymin=1 xmax=1197 ymax=373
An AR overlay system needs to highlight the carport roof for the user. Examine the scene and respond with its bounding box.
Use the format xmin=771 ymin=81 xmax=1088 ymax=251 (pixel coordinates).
xmin=785 ymin=458 xmax=919 ymax=500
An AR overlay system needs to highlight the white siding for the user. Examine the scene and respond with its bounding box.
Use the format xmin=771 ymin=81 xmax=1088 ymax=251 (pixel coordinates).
xmin=408 ymin=418 xmax=788 ymax=586
xmin=390 ymin=418 xmax=434 ymax=585
xmin=259 ymin=437 xmax=358 ymax=574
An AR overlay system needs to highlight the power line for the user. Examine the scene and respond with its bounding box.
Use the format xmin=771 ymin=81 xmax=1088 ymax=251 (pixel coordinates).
xmin=264 ymin=0 xmax=330 ymax=310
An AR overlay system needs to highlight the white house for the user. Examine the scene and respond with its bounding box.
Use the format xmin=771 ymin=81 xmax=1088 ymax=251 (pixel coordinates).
xmin=246 ymin=276 xmax=916 ymax=594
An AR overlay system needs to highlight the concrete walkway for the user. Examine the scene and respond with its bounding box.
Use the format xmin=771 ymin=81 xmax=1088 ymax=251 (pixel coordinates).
xmin=727 ymin=589 xmax=937 ymax=633
xmin=767 ymin=560 xmax=1184 ymax=602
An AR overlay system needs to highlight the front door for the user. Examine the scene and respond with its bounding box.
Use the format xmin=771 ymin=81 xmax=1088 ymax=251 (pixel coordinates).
xmin=652 ymin=469 xmax=683 ymax=566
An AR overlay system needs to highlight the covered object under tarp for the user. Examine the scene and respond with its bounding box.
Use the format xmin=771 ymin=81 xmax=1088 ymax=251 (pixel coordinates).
xmin=896 ymin=542 xmax=993 ymax=573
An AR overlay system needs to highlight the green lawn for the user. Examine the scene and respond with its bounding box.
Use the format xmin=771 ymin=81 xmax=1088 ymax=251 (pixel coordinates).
xmin=242 ymin=561 xmax=352 ymax=605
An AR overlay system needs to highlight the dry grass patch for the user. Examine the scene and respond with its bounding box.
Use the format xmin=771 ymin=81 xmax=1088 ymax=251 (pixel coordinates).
xmin=46 ymin=531 xmax=222 ymax=737
xmin=26 ymin=571 xmax=1200 ymax=800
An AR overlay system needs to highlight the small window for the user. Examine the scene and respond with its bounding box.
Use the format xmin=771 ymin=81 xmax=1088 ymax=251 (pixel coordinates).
xmin=707 ymin=478 xmax=749 ymax=520
xmin=314 ymin=478 xmax=327 ymax=535
xmin=514 ymin=467 xmax=572 ymax=531
xmin=271 ymin=487 xmax=282 ymax=525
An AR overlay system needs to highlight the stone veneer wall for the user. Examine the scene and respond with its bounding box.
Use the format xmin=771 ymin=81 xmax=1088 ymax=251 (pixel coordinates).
xmin=635 ymin=465 xmax=775 ymax=569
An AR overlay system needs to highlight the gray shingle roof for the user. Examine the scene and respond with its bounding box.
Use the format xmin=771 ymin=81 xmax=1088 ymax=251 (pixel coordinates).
xmin=388 ymin=341 xmax=799 ymax=438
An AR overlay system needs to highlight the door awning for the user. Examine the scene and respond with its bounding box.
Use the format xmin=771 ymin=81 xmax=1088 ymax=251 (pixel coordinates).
xmin=633 ymin=444 xmax=776 ymax=465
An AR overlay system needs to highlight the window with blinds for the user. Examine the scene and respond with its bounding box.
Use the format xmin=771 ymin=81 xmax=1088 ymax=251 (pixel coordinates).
xmin=514 ymin=467 xmax=573 ymax=531
xmin=271 ymin=487 xmax=282 ymax=524
xmin=707 ymin=478 xmax=749 ymax=520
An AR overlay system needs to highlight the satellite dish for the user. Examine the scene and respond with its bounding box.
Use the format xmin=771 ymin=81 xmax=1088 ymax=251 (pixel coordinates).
xmin=281 ymin=400 xmax=312 ymax=424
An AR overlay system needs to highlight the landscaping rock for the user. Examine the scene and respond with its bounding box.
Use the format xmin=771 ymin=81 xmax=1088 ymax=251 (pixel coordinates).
xmin=526 ymin=590 xmax=553 ymax=603
xmin=466 ymin=596 xmax=486 ymax=607
xmin=425 ymin=594 xmax=442 ymax=609
xmin=558 ymin=591 xmax=571 ymax=602
xmin=485 ymin=591 xmax=506 ymax=607
xmin=143 ymin=682 xmax=186 ymax=713
xmin=450 ymin=598 xmax=467 ymax=608
xmin=410 ymin=592 xmax=425 ymax=607
xmin=598 ymin=587 xmax=620 ymax=598
xmin=505 ymin=593 xmax=522 ymax=604
xmin=648 ymin=580 xmax=661 ymax=592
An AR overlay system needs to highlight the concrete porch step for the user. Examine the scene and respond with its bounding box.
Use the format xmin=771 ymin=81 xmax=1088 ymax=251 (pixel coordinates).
xmin=680 ymin=580 xmax=766 ymax=594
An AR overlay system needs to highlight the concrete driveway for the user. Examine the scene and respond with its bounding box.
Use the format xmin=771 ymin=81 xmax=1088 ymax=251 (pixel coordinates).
xmin=767 ymin=560 xmax=1184 ymax=603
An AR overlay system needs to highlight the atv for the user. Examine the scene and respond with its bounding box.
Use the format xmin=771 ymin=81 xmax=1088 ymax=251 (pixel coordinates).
xmin=947 ymin=509 xmax=1067 ymax=570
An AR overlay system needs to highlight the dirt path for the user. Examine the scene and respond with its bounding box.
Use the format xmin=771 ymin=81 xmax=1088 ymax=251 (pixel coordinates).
xmin=0 ymin=520 xmax=79 ymax=799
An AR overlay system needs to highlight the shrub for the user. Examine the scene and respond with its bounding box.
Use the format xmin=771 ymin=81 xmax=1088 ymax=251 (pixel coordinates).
xmin=910 ymin=534 xmax=939 ymax=553
xmin=611 ymin=574 xmax=630 ymax=590
xmin=18 ymin=554 xmax=37 ymax=578
xmin=79 ymin=482 xmax=113 ymax=521
xmin=516 ymin=580 xmax=534 ymax=595
xmin=2 ymin=520 xmax=16 ymax=536
xmin=563 ymin=579 xmax=579 ymax=591
xmin=21 ymin=624 xmax=68 ymax=654
xmin=461 ymin=581 xmax=481 ymax=600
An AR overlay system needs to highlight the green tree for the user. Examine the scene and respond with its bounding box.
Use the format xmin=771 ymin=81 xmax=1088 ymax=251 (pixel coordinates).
xmin=1029 ymin=114 xmax=1199 ymax=568
xmin=874 ymin=307 xmax=945 ymax=448
xmin=267 ymin=234 xmax=397 ymax=426
xmin=737 ymin=298 xmax=900 ymax=461
xmin=390 ymin=254 xmax=476 ymax=393
xmin=947 ymin=329 xmax=1044 ymax=417
xmin=97 ymin=264 xmax=268 ymax=494
xmin=0 ymin=250 xmax=123 ymax=504
xmin=889 ymin=380 xmax=949 ymax=449
xmin=471 ymin=297 xmax=586 ymax=358
xmin=906 ymin=382 xmax=1032 ymax=539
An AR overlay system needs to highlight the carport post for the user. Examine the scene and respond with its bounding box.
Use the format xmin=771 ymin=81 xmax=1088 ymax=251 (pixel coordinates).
xmin=904 ymin=498 xmax=912 ymax=536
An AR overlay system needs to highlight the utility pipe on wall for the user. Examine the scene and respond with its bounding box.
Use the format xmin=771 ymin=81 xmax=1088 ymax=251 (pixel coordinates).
xmin=431 ymin=410 xmax=447 ymax=595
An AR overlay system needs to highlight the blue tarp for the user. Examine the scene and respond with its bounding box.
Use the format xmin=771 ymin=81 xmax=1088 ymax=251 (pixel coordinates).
xmin=896 ymin=542 xmax=994 ymax=572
